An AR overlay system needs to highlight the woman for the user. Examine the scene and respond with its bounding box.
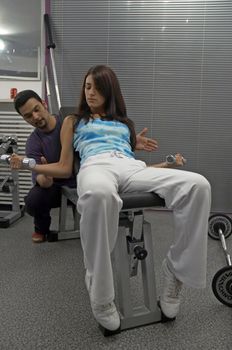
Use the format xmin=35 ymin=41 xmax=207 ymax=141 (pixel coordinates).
xmin=11 ymin=65 xmax=211 ymax=332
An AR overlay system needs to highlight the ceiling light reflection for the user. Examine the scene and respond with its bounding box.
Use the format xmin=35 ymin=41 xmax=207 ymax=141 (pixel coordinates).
xmin=0 ymin=27 xmax=10 ymax=35
xmin=0 ymin=39 xmax=6 ymax=51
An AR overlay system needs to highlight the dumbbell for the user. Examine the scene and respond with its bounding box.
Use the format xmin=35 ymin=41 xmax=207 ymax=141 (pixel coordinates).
xmin=166 ymin=154 xmax=187 ymax=165
xmin=0 ymin=154 xmax=36 ymax=169
xmin=0 ymin=136 xmax=17 ymax=155
xmin=208 ymin=214 xmax=232 ymax=307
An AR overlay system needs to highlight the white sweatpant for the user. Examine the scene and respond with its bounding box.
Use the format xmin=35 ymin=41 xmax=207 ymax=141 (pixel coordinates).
xmin=77 ymin=152 xmax=211 ymax=305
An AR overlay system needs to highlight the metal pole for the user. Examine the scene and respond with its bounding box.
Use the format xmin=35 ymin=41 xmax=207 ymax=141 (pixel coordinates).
xmin=50 ymin=49 xmax=61 ymax=110
xmin=44 ymin=65 xmax=52 ymax=112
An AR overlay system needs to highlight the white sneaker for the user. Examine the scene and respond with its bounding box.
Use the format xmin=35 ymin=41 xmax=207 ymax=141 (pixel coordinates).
xmin=160 ymin=259 xmax=183 ymax=319
xmin=85 ymin=270 xmax=120 ymax=331
xmin=91 ymin=301 xmax=120 ymax=331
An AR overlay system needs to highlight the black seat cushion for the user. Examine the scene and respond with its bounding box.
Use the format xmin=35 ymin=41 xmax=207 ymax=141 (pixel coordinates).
xmin=61 ymin=186 xmax=165 ymax=210
xmin=120 ymin=192 xmax=165 ymax=210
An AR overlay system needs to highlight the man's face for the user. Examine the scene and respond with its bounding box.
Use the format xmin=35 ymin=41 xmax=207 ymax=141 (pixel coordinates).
xmin=19 ymin=98 xmax=50 ymax=129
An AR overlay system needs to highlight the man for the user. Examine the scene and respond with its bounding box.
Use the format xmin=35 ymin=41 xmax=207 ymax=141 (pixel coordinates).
xmin=14 ymin=90 xmax=158 ymax=243
xmin=14 ymin=90 xmax=77 ymax=242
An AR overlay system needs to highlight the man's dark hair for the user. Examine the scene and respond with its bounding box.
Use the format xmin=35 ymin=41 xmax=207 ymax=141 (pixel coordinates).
xmin=14 ymin=90 xmax=43 ymax=115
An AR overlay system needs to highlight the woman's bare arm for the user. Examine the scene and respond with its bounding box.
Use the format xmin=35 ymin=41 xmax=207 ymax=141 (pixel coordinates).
xmin=10 ymin=116 xmax=75 ymax=178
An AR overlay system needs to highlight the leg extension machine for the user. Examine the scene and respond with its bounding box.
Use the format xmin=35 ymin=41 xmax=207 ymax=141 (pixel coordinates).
xmin=113 ymin=192 xmax=166 ymax=332
xmin=59 ymin=187 xmax=168 ymax=333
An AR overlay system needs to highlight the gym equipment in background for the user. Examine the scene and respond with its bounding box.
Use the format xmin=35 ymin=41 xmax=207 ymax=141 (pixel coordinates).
xmin=44 ymin=13 xmax=61 ymax=113
xmin=208 ymin=213 xmax=232 ymax=307
xmin=0 ymin=135 xmax=24 ymax=228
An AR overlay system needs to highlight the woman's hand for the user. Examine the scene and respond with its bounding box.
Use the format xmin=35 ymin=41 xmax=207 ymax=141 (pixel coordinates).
xmin=174 ymin=153 xmax=186 ymax=167
xmin=135 ymin=128 xmax=158 ymax=152
xmin=148 ymin=153 xmax=186 ymax=168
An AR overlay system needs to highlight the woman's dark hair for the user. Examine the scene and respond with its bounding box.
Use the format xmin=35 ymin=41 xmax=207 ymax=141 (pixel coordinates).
xmin=14 ymin=90 xmax=43 ymax=115
xmin=76 ymin=65 xmax=136 ymax=150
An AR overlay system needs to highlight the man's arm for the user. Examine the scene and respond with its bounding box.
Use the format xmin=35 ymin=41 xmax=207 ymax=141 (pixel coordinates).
xmin=36 ymin=157 xmax=54 ymax=188
xmin=25 ymin=133 xmax=54 ymax=187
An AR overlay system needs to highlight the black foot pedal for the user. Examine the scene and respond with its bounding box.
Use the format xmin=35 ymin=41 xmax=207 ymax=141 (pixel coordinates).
xmin=157 ymin=300 xmax=176 ymax=323
xmin=47 ymin=230 xmax=58 ymax=242
xmin=99 ymin=324 xmax=121 ymax=337
xmin=0 ymin=217 xmax=10 ymax=228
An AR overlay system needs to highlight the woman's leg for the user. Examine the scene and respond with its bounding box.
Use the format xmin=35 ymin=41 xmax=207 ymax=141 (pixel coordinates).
xmin=77 ymin=163 xmax=123 ymax=330
xmin=77 ymin=165 xmax=122 ymax=305
xmin=121 ymin=165 xmax=211 ymax=289
xmin=120 ymin=163 xmax=211 ymax=318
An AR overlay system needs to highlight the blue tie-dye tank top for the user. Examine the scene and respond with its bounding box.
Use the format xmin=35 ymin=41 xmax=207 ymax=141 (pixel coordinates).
xmin=73 ymin=118 xmax=135 ymax=164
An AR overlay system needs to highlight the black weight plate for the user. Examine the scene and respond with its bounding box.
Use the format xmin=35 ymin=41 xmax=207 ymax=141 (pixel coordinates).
xmin=212 ymin=266 xmax=232 ymax=307
xmin=208 ymin=214 xmax=232 ymax=240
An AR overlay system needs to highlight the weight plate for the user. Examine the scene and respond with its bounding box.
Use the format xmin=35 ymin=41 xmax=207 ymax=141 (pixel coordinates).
xmin=212 ymin=266 xmax=232 ymax=307
xmin=208 ymin=214 xmax=232 ymax=240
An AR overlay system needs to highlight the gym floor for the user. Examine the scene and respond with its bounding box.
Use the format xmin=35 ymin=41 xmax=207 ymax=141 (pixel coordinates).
xmin=0 ymin=209 xmax=231 ymax=350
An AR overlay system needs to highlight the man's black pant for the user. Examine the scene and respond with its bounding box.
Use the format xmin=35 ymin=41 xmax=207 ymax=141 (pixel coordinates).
xmin=24 ymin=184 xmax=62 ymax=236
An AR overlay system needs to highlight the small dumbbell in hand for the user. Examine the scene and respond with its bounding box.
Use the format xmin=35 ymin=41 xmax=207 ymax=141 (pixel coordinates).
xmin=166 ymin=154 xmax=187 ymax=167
xmin=0 ymin=154 xmax=11 ymax=163
xmin=0 ymin=154 xmax=36 ymax=169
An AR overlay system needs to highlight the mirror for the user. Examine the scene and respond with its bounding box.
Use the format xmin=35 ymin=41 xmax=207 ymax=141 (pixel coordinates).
xmin=0 ymin=0 xmax=42 ymax=80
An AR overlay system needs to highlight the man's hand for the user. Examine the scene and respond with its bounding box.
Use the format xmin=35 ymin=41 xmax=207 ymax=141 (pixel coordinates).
xmin=135 ymin=128 xmax=158 ymax=152
xmin=36 ymin=156 xmax=53 ymax=188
